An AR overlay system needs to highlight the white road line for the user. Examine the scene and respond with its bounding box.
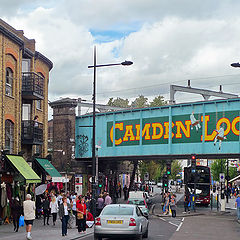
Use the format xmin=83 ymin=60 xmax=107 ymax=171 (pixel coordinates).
xmin=176 ymin=221 xmax=183 ymax=232
xmin=169 ymin=221 xmax=179 ymax=227
xmin=159 ymin=217 xmax=167 ymax=221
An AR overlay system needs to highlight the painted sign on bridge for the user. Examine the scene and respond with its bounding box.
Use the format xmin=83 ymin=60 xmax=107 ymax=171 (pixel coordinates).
xmin=75 ymin=98 xmax=240 ymax=160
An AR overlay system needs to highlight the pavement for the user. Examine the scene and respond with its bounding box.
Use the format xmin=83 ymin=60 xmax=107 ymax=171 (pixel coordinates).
xmin=0 ymin=216 xmax=94 ymax=240
xmin=170 ymin=214 xmax=240 ymax=240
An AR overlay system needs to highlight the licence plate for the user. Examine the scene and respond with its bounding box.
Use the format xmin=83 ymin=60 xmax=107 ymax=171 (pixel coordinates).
xmin=107 ymin=220 xmax=123 ymax=224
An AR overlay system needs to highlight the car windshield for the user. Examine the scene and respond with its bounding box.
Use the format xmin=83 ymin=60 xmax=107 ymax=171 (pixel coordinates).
xmin=128 ymin=199 xmax=145 ymax=205
xmin=102 ymin=206 xmax=134 ymax=216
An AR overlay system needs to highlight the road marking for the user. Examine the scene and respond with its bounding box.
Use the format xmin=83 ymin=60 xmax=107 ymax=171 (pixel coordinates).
xmin=169 ymin=221 xmax=179 ymax=227
xmin=159 ymin=217 xmax=167 ymax=221
xmin=176 ymin=218 xmax=184 ymax=232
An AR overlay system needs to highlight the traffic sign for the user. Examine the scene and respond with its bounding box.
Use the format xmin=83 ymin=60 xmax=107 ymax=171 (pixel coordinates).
xmin=219 ymin=173 xmax=225 ymax=183
xmin=144 ymin=172 xmax=149 ymax=181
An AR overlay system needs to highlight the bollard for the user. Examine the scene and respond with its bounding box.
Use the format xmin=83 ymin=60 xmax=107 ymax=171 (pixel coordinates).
xmin=217 ymin=194 xmax=219 ymax=211
xmin=210 ymin=193 xmax=213 ymax=211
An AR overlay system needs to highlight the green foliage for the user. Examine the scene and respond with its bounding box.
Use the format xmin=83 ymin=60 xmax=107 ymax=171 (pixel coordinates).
xmin=170 ymin=160 xmax=182 ymax=181
xmin=107 ymin=95 xmax=167 ymax=109
xmin=149 ymin=95 xmax=167 ymax=107
xmin=131 ymin=95 xmax=149 ymax=108
xmin=107 ymin=97 xmax=130 ymax=108
xmin=211 ymin=159 xmax=239 ymax=181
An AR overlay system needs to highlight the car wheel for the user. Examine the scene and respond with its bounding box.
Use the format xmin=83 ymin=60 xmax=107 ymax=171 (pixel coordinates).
xmin=136 ymin=234 xmax=143 ymax=240
xmin=94 ymin=234 xmax=102 ymax=240
xmin=143 ymin=227 xmax=148 ymax=238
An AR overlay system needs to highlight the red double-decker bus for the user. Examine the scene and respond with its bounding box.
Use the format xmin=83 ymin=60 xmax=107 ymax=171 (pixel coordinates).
xmin=184 ymin=165 xmax=211 ymax=206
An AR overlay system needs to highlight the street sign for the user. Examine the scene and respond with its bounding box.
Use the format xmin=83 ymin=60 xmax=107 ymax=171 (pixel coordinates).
xmin=144 ymin=172 xmax=149 ymax=181
xmin=219 ymin=173 xmax=225 ymax=183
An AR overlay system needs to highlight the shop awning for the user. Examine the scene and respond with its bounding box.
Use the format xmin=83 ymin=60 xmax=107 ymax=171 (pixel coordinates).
xmin=35 ymin=158 xmax=62 ymax=178
xmin=6 ymin=155 xmax=41 ymax=183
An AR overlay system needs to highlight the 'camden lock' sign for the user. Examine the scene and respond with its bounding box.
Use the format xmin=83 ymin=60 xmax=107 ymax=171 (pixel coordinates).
xmin=107 ymin=110 xmax=239 ymax=149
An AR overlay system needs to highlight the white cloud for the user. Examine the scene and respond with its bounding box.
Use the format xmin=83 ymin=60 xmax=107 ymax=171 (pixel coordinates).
xmin=2 ymin=0 xmax=240 ymax=115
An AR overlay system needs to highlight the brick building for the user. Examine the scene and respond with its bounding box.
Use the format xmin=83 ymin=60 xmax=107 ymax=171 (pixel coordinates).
xmin=0 ymin=18 xmax=52 ymax=160
xmin=49 ymin=98 xmax=77 ymax=171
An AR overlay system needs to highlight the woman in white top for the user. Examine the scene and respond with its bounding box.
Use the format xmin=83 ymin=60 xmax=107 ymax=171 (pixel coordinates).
xmin=50 ymin=196 xmax=58 ymax=225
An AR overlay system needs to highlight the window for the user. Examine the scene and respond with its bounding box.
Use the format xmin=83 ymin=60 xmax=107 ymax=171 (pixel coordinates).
xmin=6 ymin=68 xmax=13 ymax=96
xmin=36 ymin=145 xmax=42 ymax=155
xmin=36 ymin=100 xmax=42 ymax=110
xmin=22 ymin=59 xmax=30 ymax=72
xmin=5 ymin=120 xmax=14 ymax=153
xmin=22 ymin=104 xmax=31 ymax=120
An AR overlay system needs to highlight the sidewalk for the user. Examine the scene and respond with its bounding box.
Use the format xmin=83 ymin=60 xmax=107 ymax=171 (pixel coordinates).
xmin=170 ymin=214 xmax=240 ymax=240
xmin=0 ymin=217 xmax=94 ymax=240
xmin=153 ymin=192 xmax=204 ymax=218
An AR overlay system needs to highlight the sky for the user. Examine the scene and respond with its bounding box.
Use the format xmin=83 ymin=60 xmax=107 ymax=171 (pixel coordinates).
xmin=2 ymin=0 xmax=240 ymax=118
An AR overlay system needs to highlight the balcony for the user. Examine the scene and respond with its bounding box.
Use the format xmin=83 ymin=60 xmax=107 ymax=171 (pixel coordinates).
xmin=21 ymin=120 xmax=43 ymax=145
xmin=22 ymin=72 xmax=44 ymax=100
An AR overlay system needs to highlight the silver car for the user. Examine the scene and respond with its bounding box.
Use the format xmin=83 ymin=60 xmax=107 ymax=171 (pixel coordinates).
xmin=94 ymin=204 xmax=149 ymax=240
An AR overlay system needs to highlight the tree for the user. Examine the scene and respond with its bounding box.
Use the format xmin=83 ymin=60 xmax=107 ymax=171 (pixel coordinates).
xmin=107 ymin=97 xmax=129 ymax=108
xmin=150 ymin=95 xmax=167 ymax=107
xmin=170 ymin=160 xmax=182 ymax=181
xmin=211 ymin=159 xmax=226 ymax=181
xmin=131 ymin=95 xmax=148 ymax=108
xmin=211 ymin=159 xmax=239 ymax=181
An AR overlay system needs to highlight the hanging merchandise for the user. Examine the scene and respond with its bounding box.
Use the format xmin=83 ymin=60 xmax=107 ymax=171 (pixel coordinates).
xmin=1 ymin=182 xmax=7 ymax=208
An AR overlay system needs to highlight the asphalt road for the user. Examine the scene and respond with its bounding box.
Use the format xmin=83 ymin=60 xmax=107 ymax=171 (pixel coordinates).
xmin=77 ymin=190 xmax=179 ymax=240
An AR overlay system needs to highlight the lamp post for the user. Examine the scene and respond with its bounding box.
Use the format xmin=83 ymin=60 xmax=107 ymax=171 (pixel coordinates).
xmin=88 ymin=46 xmax=133 ymax=218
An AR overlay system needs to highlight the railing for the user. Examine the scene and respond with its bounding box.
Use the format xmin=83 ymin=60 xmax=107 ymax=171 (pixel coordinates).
xmin=21 ymin=120 xmax=43 ymax=145
xmin=22 ymin=72 xmax=44 ymax=100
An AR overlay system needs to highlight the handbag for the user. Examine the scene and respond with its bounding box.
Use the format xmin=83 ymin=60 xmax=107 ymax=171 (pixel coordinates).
xmin=19 ymin=215 xmax=24 ymax=227
xmin=77 ymin=212 xmax=84 ymax=219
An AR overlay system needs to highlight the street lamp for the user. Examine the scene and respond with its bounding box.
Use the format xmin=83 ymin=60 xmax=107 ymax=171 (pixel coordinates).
xmin=88 ymin=46 xmax=133 ymax=218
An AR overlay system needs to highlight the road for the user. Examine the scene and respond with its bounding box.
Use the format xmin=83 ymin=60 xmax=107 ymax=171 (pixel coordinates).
xmin=79 ymin=189 xmax=180 ymax=240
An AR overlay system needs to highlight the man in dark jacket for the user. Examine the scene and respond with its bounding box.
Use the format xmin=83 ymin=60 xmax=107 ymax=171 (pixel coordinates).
xmin=42 ymin=196 xmax=50 ymax=225
xmin=11 ymin=197 xmax=22 ymax=232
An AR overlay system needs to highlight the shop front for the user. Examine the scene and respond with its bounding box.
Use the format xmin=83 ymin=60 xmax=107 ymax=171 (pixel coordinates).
xmin=0 ymin=154 xmax=41 ymax=224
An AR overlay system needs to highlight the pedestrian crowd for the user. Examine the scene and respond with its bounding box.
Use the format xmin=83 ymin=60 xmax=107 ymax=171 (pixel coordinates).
xmin=9 ymin=190 xmax=113 ymax=240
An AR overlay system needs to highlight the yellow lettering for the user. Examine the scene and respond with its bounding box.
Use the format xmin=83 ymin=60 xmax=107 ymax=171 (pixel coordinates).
xmin=135 ymin=124 xmax=140 ymax=140
xmin=152 ymin=123 xmax=163 ymax=140
xmin=142 ymin=123 xmax=151 ymax=140
xmin=175 ymin=120 xmax=191 ymax=138
xmin=232 ymin=116 xmax=240 ymax=136
xmin=163 ymin=122 xmax=174 ymax=139
xmin=123 ymin=125 xmax=136 ymax=141
xmin=202 ymin=115 xmax=216 ymax=141
xmin=110 ymin=123 xmax=123 ymax=145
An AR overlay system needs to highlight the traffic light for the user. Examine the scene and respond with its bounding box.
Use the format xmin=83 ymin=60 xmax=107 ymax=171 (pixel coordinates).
xmin=98 ymin=174 xmax=103 ymax=188
xmin=191 ymin=154 xmax=196 ymax=169
xmin=162 ymin=174 xmax=168 ymax=188
xmin=166 ymin=160 xmax=171 ymax=175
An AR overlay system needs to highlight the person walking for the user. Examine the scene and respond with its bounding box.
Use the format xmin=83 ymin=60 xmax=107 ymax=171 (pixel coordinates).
xmin=104 ymin=193 xmax=112 ymax=206
xmin=96 ymin=194 xmax=104 ymax=216
xmin=183 ymin=194 xmax=190 ymax=213
xmin=42 ymin=196 xmax=50 ymax=225
xmin=59 ymin=197 xmax=71 ymax=236
xmin=76 ymin=197 xmax=87 ymax=234
xmin=170 ymin=194 xmax=177 ymax=218
xmin=71 ymin=194 xmax=77 ymax=226
xmin=23 ymin=194 xmax=35 ymax=240
xmin=235 ymin=194 xmax=240 ymax=220
xmin=11 ymin=196 xmax=22 ymax=232
xmin=123 ymin=186 xmax=128 ymax=200
xmin=50 ymin=196 xmax=58 ymax=225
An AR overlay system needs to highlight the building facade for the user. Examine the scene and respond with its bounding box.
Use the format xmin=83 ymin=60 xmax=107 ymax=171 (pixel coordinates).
xmin=0 ymin=18 xmax=52 ymax=161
